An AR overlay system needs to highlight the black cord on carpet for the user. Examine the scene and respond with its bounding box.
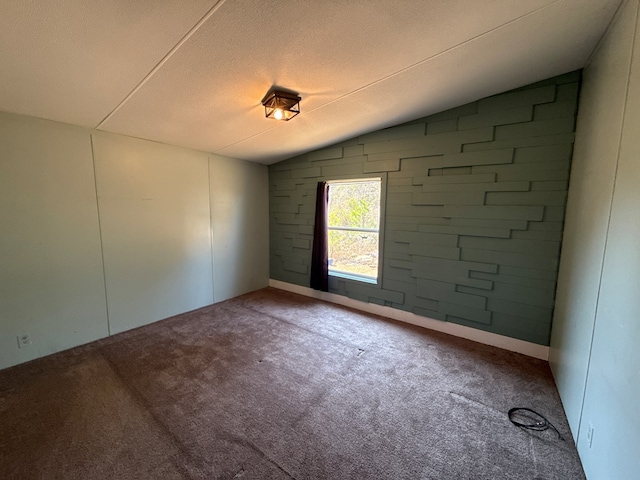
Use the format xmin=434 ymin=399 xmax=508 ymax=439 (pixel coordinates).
xmin=508 ymin=407 xmax=564 ymax=440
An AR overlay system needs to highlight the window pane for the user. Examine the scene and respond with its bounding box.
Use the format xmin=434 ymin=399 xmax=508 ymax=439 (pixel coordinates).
xmin=328 ymin=181 xmax=380 ymax=229
xmin=328 ymin=229 xmax=379 ymax=278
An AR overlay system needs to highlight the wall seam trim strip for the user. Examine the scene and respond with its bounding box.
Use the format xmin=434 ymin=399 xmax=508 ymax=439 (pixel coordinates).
xmin=269 ymin=279 xmax=550 ymax=360
xmin=89 ymin=134 xmax=112 ymax=336
xmin=208 ymin=157 xmax=216 ymax=303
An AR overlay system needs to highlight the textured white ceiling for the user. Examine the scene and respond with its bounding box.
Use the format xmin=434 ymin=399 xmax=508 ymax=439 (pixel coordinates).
xmin=0 ymin=0 xmax=622 ymax=164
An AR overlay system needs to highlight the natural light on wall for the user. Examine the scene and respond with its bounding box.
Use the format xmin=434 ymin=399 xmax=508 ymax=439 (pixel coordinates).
xmin=327 ymin=178 xmax=381 ymax=283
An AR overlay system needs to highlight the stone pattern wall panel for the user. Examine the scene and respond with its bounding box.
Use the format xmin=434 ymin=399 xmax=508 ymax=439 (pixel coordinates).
xmin=269 ymin=72 xmax=580 ymax=345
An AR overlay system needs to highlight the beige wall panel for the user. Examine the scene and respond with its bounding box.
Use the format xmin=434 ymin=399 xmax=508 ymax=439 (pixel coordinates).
xmin=210 ymin=156 xmax=269 ymax=302
xmin=577 ymin=2 xmax=640 ymax=477
xmin=0 ymin=113 xmax=108 ymax=369
xmin=93 ymin=133 xmax=213 ymax=334
xmin=549 ymin=1 xmax=636 ymax=436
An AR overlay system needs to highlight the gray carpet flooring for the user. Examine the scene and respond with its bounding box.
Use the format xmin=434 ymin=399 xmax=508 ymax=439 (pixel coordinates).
xmin=0 ymin=287 xmax=585 ymax=479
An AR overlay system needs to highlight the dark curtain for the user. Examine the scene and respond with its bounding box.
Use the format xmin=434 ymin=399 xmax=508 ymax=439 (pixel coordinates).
xmin=310 ymin=181 xmax=329 ymax=292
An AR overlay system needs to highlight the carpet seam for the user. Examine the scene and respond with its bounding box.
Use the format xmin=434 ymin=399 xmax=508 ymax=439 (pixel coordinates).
xmin=97 ymin=349 xmax=203 ymax=479
xmin=238 ymin=301 xmax=367 ymax=354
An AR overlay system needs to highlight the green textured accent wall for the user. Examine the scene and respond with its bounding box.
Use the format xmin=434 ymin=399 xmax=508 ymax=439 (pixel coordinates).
xmin=269 ymin=71 xmax=580 ymax=345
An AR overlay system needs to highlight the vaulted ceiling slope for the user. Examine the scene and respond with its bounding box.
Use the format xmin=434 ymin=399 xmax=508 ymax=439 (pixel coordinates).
xmin=0 ymin=0 xmax=621 ymax=164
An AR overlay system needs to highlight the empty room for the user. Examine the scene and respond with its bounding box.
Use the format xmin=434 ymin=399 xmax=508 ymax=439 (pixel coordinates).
xmin=0 ymin=1 xmax=638 ymax=479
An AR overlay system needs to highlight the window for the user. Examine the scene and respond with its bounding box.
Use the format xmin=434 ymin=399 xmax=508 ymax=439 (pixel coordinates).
xmin=327 ymin=179 xmax=381 ymax=283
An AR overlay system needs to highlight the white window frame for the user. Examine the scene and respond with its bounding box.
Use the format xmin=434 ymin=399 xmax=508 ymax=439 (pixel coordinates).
xmin=327 ymin=176 xmax=384 ymax=285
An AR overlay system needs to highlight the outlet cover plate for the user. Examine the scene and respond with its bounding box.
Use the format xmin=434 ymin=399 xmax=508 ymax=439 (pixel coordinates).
xmin=17 ymin=334 xmax=32 ymax=348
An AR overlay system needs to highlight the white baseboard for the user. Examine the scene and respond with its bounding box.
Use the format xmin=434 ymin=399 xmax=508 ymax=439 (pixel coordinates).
xmin=269 ymin=279 xmax=549 ymax=360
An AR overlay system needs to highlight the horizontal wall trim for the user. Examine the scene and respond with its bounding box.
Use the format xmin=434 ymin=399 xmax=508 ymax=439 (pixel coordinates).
xmin=269 ymin=279 xmax=549 ymax=360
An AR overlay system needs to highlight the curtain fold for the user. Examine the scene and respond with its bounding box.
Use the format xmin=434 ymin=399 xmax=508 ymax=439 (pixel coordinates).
xmin=310 ymin=181 xmax=329 ymax=292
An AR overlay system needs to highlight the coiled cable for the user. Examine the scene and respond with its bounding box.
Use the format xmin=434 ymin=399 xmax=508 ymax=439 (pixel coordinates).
xmin=508 ymin=407 xmax=564 ymax=440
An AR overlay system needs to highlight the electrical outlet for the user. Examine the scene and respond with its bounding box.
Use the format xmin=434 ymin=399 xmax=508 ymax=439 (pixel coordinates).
xmin=17 ymin=334 xmax=31 ymax=349
xmin=586 ymin=423 xmax=594 ymax=448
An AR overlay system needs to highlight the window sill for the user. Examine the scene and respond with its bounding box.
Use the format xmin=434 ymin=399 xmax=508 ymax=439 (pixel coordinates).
xmin=329 ymin=270 xmax=378 ymax=285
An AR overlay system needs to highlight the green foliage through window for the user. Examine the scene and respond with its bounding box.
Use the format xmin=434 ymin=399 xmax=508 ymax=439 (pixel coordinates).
xmin=328 ymin=179 xmax=381 ymax=280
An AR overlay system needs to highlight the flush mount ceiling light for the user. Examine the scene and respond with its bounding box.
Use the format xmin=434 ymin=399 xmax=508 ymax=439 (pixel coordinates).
xmin=261 ymin=89 xmax=301 ymax=121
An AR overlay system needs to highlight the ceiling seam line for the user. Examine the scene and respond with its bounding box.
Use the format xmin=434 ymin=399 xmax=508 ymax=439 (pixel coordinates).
xmin=302 ymin=0 xmax=565 ymax=114
xmin=94 ymin=0 xmax=229 ymax=130
xmin=214 ymin=0 xmax=563 ymax=154
xmin=584 ymin=0 xmax=628 ymax=68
